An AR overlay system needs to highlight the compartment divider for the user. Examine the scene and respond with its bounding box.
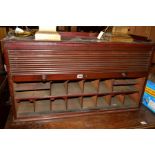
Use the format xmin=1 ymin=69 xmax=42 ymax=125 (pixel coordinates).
xmin=79 ymin=80 xmax=84 ymax=94
xmin=65 ymin=80 xmax=68 ymax=95
xmin=105 ymin=79 xmax=113 ymax=92
xmin=30 ymin=99 xmax=36 ymax=112
xmin=50 ymin=99 xmax=53 ymax=112
xmin=65 ymin=97 xmax=68 ymax=110
xmin=105 ymin=95 xmax=111 ymax=105
xmin=80 ymin=96 xmax=83 ymax=109
xmin=115 ymin=94 xmax=125 ymax=104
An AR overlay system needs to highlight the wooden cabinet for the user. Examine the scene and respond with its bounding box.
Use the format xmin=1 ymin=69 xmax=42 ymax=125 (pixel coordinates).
xmin=2 ymin=32 xmax=155 ymax=122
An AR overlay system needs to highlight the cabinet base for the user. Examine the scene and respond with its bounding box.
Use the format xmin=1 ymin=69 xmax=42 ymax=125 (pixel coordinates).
xmin=12 ymin=107 xmax=139 ymax=123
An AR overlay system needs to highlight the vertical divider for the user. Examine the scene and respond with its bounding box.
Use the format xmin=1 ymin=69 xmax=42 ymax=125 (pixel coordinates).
xmin=50 ymin=81 xmax=52 ymax=96
xmin=16 ymin=99 xmax=20 ymax=113
xmin=80 ymin=96 xmax=83 ymax=109
xmin=116 ymin=94 xmax=125 ymax=105
xmin=105 ymin=95 xmax=111 ymax=105
xmin=79 ymin=80 xmax=84 ymax=94
xmin=80 ymin=80 xmax=84 ymax=109
xmin=50 ymin=99 xmax=53 ymax=112
xmin=50 ymin=81 xmax=53 ymax=112
xmin=96 ymin=79 xmax=100 ymax=107
xmin=92 ymin=95 xmax=97 ymax=107
xmin=34 ymin=100 xmax=36 ymax=112
xmin=65 ymin=97 xmax=68 ymax=111
xmin=64 ymin=80 xmax=68 ymax=95
xmin=106 ymin=79 xmax=114 ymax=92
xmin=97 ymin=79 xmax=100 ymax=93
xmin=135 ymin=77 xmax=146 ymax=96
xmin=64 ymin=80 xmax=68 ymax=111
xmin=91 ymin=79 xmax=100 ymax=93
xmin=30 ymin=99 xmax=36 ymax=112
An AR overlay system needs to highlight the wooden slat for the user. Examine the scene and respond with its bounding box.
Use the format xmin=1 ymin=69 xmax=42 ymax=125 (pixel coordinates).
xmin=8 ymin=49 xmax=152 ymax=75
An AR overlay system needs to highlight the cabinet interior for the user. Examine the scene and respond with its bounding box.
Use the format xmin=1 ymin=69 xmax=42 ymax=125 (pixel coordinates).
xmin=14 ymin=77 xmax=145 ymax=117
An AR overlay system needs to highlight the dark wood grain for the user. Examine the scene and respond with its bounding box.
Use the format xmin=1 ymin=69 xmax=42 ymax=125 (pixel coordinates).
xmin=2 ymin=32 xmax=155 ymax=122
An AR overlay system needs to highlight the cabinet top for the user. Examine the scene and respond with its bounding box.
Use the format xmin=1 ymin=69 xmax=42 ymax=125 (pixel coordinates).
xmin=2 ymin=32 xmax=155 ymax=48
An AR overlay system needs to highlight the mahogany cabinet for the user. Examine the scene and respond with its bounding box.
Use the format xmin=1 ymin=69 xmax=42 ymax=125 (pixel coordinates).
xmin=2 ymin=32 xmax=155 ymax=122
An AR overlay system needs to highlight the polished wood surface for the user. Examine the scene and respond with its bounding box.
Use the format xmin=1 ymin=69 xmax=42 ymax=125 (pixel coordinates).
xmin=5 ymin=105 xmax=155 ymax=128
xmin=2 ymin=32 xmax=155 ymax=122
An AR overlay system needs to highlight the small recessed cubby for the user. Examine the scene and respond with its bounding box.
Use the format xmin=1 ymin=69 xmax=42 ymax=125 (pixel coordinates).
xmin=67 ymin=97 xmax=82 ymax=111
xmin=17 ymin=100 xmax=34 ymax=114
xmin=68 ymin=80 xmax=83 ymax=95
xmin=35 ymin=100 xmax=51 ymax=113
xmin=83 ymin=96 xmax=97 ymax=109
xmin=14 ymin=82 xmax=50 ymax=91
xmin=123 ymin=93 xmax=139 ymax=108
xmin=97 ymin=95 xmax=110 ymax=108
xmin=84 ymin=80 xmax=98 ymax=94
xmin=113 ymin=78 xmax=145 ymax=93
xmin=52 ymin=98 xmax=66 ymax=112
xmin=51 ymin=81 xmax=67 ymax=96
xmin=14 ymin=82 xmax=50 ymax=99
xmin=99 ymin=80 xmax=112 ymax=93
xmin=111 ymin=95 xmax=124 ymax=108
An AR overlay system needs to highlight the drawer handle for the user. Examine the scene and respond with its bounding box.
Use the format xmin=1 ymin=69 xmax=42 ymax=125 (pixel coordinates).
xmin=121 ymin=72 xmax=127 ymax=77
xmin=77 ymin=74 xmax=84 ymax=79
xmin=77 ymin=74 xmax=87 ymax=79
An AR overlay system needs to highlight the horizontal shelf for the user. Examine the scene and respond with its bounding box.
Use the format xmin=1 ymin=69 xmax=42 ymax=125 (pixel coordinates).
xmin=14 ymin=82 xmax=50 ymax=91
xmin=15 ymin=90 xmax=50 ymax=99
xmin=113 ymin=85 xmax=138 ymax=92
xmin=113 ymin=79 xmax=137 ymax=85
xmin=15 ymin=90 xmax=139 ymax=101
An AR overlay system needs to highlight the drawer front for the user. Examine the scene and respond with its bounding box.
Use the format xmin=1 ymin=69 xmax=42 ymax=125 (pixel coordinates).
xmin=8 ymin=49 xmax=152 ymax=75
